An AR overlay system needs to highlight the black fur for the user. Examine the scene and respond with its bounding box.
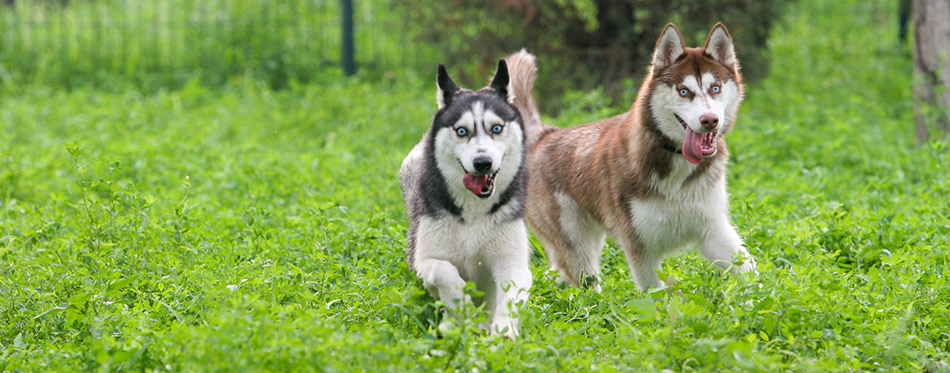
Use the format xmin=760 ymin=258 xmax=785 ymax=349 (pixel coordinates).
xmin=489 ymin=60 xmax=510 ymax=101
xmin=437 ymin=64 xmax=459 ymax=108
xmin=418 ymin=134 xmax=463 ymax=218
xmin=419 ymin=93 xmax=524 ymax=219
xmin=489 ymin=163 xmax=526 ymax=221
xmin=404 ymin=62 xmax=527 ymax=268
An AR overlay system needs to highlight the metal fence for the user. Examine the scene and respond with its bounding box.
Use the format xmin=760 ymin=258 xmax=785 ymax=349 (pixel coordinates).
xmin=0 ymin=0 xmax=427 ymax=88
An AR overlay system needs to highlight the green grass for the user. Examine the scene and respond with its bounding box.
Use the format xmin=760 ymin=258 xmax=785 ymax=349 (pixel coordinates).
xmin=2 ymin=0 xmax=949 ymax=371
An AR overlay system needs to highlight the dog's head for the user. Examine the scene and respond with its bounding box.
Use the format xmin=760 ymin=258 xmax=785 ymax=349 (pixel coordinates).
xmin=429 ymin=61 xmax=525 ymax=199
xmin=647 ymin=23 xmax=744 ymax=164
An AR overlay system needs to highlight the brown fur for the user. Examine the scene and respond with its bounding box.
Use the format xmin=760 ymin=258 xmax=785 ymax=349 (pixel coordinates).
xmin=510 ymin=23 xmax=752 ymax=289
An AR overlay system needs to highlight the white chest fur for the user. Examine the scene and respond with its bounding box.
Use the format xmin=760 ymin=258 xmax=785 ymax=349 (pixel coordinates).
xmin=628 ymin=158 xmax=729 ymax=255
xmin=415 ymin=214 xmax=529 ymax=280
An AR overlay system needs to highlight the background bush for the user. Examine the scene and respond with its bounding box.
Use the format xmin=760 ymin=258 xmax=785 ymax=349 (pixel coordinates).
xmin=0 ymin=0 xmax=785 ymax=99
xmin=396 ymin=0 xmax=786 ymax=110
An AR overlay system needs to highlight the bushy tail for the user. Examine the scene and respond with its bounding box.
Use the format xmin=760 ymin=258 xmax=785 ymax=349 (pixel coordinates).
xmin=505 ymin=49 xmax=558 ymax=149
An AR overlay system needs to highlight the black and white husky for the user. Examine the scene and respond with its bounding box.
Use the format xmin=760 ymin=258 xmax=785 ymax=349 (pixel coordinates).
xmin=399 ymin=61 xmax=532 ymax=339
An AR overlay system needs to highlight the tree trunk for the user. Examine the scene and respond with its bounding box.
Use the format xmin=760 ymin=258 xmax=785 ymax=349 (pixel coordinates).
xmin=913 ymin=0 xmax=950 ymax=146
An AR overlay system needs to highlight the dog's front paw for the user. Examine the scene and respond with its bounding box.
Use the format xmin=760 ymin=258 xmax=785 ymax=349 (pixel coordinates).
xmin=736 ymin=256 xmax=758 ymax=274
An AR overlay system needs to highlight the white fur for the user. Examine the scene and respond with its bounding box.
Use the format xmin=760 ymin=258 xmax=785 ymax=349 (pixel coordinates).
xmin=650 ymin=73 xmax=741 ymax=143
xmin=629 ymin=69 xmax=753 ymax=289
xmin=706 ymin=26 xmax=736 ymax=67
xmin=414 ymin=214 xmax=531 ymax=338
xmin=627 ymin=158 xmax=755 ymax=289
xmin=554 ymin=192 xmax=606 ymax=291
xmin=652 ymin=26 xmax=685 ymax=71
xmin=436 ymin=84 xmax=447 ymax=110
xmin=539 ymin=60 xmax=750 ymax=292
xmin=435 ymin=106 xmax=523 ymax=214
xmin=509 ymin=29 xmax=755 ymax=295
xmin=406 ymin=101 xmax=530 ymax=338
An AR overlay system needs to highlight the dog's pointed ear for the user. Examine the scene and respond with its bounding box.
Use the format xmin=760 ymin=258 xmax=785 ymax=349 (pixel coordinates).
xmin=437 ymin=64 xmax=459 ymax=110
xmin=489 ymin=59 xmax=514 ymax=104
xmin=704 ymin=23 xmax=736 ymax=68
xmin=652 ymin=23 xmax=686 ymax=70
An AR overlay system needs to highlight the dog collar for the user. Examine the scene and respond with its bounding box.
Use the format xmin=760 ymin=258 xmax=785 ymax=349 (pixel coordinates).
xmin=661 ymin=143 xmax=682 ymax=154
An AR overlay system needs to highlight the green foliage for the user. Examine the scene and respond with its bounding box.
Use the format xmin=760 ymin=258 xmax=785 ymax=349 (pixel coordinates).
xmin=1 ymin=0 xmax=948 ymax=370
xmin=396 ymin=0 xmax=786 ymax=112
xmin=0 ymin=0 xmax=428 ymax=90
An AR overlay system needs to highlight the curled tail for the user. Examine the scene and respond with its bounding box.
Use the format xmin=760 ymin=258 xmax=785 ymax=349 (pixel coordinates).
xmin=505 ymin=49 xmax=558 ymax=149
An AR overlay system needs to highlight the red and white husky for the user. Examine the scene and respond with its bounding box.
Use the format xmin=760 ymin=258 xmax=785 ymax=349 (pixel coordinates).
xmin=507 ymin=23 xmax=757 ymax=291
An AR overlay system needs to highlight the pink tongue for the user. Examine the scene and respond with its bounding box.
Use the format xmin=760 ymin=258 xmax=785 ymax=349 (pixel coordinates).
xmin=682 ymin=127 xmax=704 ymax=164
xmin=463 ymin=173 xmax=489 ymax=195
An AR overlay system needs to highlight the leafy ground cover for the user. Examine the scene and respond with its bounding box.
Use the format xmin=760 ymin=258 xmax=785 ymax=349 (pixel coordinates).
xmin=2 ymin=0 xmax=949 ymax=371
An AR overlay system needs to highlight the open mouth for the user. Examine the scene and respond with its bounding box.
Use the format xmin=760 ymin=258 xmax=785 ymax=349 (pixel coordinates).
xmin=463 ymin=170 xmax=498 ymax=198
xmin=674 ymin=114 xmax=719 ymax=164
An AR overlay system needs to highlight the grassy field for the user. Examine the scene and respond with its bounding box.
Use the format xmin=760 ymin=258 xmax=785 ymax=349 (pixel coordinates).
xmin=2 ymin=0 xmax=949 ymax=371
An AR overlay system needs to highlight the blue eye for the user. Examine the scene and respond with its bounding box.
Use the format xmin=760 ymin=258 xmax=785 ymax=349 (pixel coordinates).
xmin=455 ymin=127 xmax=468 ymax=137
xmin=711 ymin=85 xmax=721 ymax=93
xmin=678 ymin=88 xmax=690 ymax=97
xmin=491 ymin=124 xmax=503 ymax=134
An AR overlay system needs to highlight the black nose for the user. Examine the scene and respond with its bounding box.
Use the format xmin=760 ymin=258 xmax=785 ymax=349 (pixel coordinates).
xmin=473 ymin=157 xmax=492 ymax=173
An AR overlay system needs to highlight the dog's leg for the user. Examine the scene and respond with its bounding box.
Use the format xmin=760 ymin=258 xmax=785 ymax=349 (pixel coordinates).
xmin=542 ymin=234 xmax=605 ymax=290
xmin=486 ymin=225 xmax=532 ymax=339
xmin=555 ymin=239 xmax=606 ymax=291
xmin=488 ymin=264 xmax=532 ymax=339
xmin=528 ymin=198 xmax=576 ymax=287
xmin=699 ymin=219 xmax=757 ymax=274
xmin=527 ymin=187 xmax=577 ymax=288
xmin=621 ymin=236 xmax=663 ymax=291
xmin=416 ymin=258 xmax=469 ymax=330
xmin=532 ymin=229 xmax=576 ymax=288
xmin=547 ymin=192 xmax=607 ymax=291
xmin=528 ymin=172 xmax=604 ymax=289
